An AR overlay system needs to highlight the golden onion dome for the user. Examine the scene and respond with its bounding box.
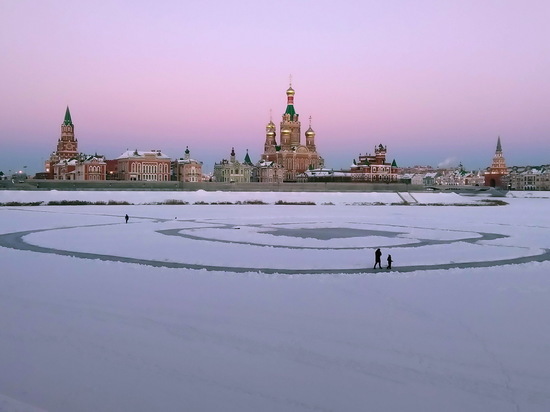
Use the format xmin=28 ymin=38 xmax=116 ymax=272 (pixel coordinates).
xmin=305 ymin=127 xmax=315 ymax=137
xmin=266 ymin=130 xmax=276 ymax=137
xmin=266 ymin=120 xmax=275 ymax=129
xmin=286 ymin=86 xmax=295 ymax=96
xmin=281 ymin=128 xmax=291 ymax=135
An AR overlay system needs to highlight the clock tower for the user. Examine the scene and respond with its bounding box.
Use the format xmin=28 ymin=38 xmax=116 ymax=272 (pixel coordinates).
xmin=56 ymin=106 xmax=79 ymax=160
xmin=45 ymin=107 xmax=80 ymax=178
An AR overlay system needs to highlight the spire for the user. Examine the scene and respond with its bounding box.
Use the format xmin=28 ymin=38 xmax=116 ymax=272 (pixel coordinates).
xmin=496 ymin=136 xmax=502 ymax=152
xmin=63 ymin=106 xmax=73 ymax=126
xmin=244 ymin=149 xmax=253 ymax=166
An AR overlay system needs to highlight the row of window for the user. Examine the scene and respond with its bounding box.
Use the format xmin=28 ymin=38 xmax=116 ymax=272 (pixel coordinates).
xmin=129 ymin=162 xmax=170 ymax=174
xmin=220 ymin=169 xmax=251 ymax=175
xmin=351 ymin=174 xmax=397 ymax=181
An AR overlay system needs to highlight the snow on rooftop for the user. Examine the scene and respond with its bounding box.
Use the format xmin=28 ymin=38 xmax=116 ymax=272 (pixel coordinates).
xmin=116 ymin=149 xmax=170 ymax=159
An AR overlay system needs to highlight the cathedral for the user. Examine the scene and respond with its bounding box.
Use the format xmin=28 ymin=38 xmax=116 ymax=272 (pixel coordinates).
xmin=261 ymin=84 xmax=323 ymax=181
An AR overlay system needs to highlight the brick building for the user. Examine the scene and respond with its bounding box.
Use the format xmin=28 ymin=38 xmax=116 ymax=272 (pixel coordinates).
xmin=45 ymin=107 xmax=79 ymax=178
xmin=116 ymin=150 xmax=171 ymax=181
xmin=349 ymin=144 xmax=399 ymax=182
xmin=174 ymin=147 xmax=203 ymax=182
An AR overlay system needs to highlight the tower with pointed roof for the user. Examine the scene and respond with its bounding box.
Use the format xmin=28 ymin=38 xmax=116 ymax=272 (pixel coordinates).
xmin=45 ymin=107 xmax=80 ymax=177
xmin=57 ymin=106 xmax=78 ymax=160
xmin=244 ymin=150 xmax=253 ymax=166
xmin=484 ymin=136 xmax=508 ymax=188
xmin=261 ymin=82 xmax=323 ymax=181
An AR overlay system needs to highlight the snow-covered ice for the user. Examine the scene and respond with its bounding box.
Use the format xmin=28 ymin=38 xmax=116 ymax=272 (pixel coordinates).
xmin=0 ymin=191 xmax=549 ymax=412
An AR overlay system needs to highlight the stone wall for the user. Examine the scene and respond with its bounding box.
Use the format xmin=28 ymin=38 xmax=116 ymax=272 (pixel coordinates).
xmin=4 ymin=180 xmax=423 ymax=192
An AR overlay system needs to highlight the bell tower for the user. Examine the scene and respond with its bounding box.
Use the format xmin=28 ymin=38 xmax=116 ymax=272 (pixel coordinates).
xmin=280 ymin=81 xmax=301 ymax=149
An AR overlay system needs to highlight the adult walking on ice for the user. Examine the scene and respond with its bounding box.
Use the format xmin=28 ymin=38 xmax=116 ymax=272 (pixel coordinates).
xmin=374 ymin=248 xmax=382 ymax=269
xmin=125 ymin=214 xmax=129 ymax=224
xmin=387 ymin=254 xmax=393 ymax=270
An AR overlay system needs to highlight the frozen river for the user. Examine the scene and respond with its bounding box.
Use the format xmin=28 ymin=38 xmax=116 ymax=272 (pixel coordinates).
xmin=0 ymin=191 xmax=549 ymax=411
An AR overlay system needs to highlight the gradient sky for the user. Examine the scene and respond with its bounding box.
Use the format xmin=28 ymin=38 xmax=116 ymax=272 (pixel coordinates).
xmin=1 ymin=0 xmax=549 ymax=175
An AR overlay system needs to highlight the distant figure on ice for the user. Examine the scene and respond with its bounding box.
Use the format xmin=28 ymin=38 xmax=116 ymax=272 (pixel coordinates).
xmin=387 ymin=254 xmax=393 ymax=270
xmin=373 ymin=248 xmax=382 ymax=269
xmin=125 ymin=214 xmax=129 ymax=224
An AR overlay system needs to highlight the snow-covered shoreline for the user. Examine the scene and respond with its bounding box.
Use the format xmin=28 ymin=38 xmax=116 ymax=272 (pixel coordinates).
xmin=0 ymin=189 xmax=488 ymax=205
xmin=2 ymin=189 xmax=547 ymax=206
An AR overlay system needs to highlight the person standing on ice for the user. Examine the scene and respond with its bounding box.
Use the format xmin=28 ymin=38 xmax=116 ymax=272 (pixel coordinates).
xmin=387 ymin=254 xmax=393 ymax=270
xmin=373 ymin=248 xmax=382 ymax=269
xmin=125 ymin=214 xmax=129 ymax=224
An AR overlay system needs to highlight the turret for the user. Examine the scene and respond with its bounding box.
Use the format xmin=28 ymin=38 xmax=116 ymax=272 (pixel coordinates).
xmin=264 ymin=118 xmax=277 ymax=152
xmin=374 ymin=144 xmax=387 ymax=164
xmin=305 ymin=116 xmax=316 ymax=150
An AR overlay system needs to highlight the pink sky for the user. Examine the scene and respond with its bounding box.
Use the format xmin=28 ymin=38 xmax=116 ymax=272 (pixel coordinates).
xmin=1 ymin=0 xmax=549 ymax=174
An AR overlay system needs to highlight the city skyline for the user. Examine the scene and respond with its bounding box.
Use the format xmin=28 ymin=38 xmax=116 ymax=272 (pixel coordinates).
xmin=1 ymin=0 xmax=549 ymax=175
